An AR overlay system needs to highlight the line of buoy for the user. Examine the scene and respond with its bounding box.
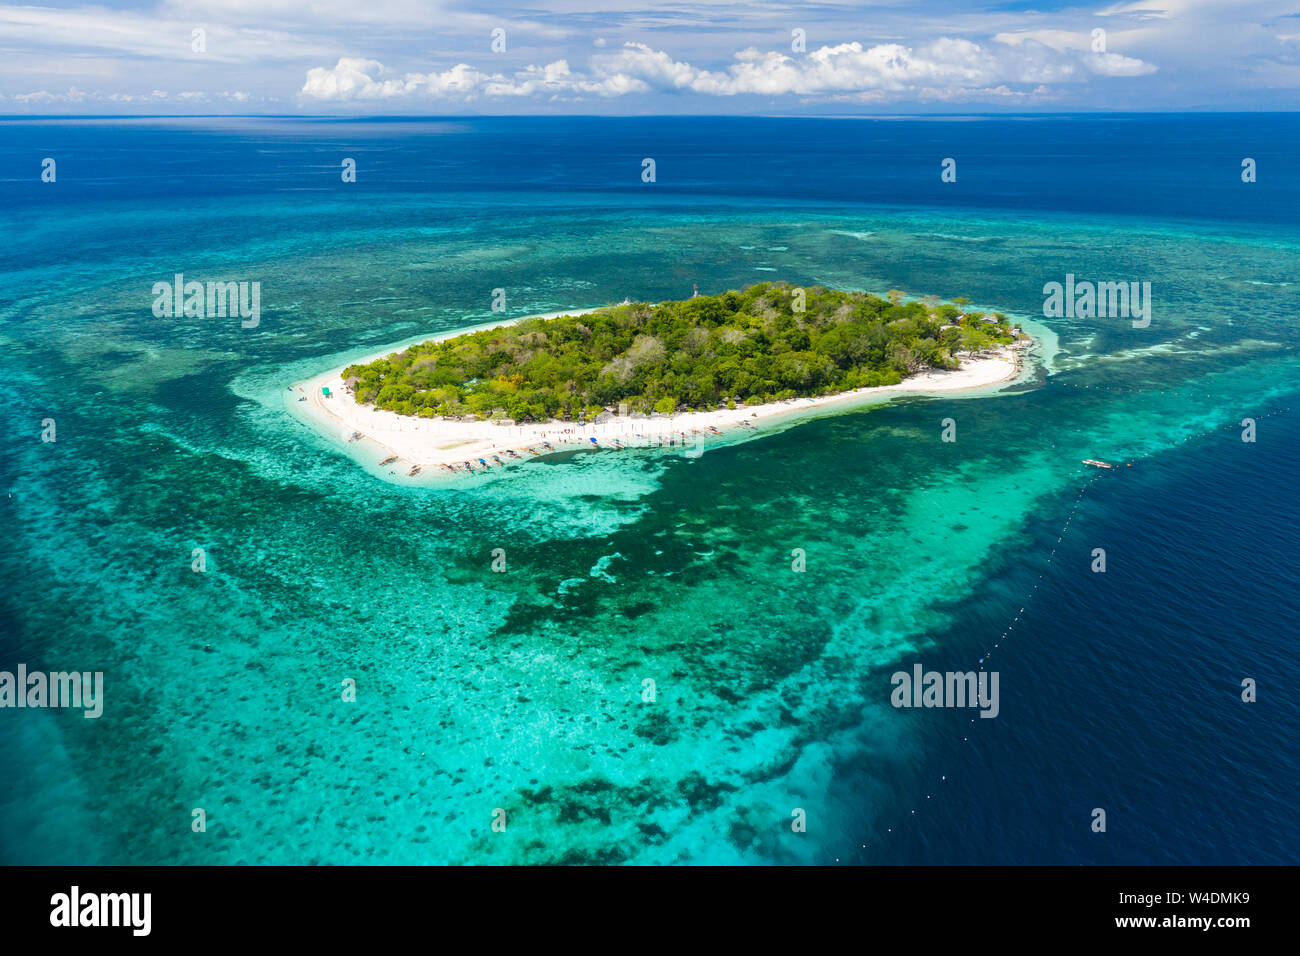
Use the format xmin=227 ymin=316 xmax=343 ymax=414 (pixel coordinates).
xmin=839 ymin=402 xmax=1292 ymax=863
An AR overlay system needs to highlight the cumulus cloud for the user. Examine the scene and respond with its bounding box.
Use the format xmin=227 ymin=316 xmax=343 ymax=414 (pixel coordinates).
xmin=301 ymin=37 xmax=1156 ymax=104
xmin=304 ymin=57 xmax=418 ymax=98
xmin=11 ymin=87 xmax=86 ymax=103
xmin=300 ymin=57 xmax=641 ymax=100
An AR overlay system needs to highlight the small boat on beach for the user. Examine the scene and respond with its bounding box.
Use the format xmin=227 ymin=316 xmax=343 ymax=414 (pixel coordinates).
xmin=492 ymin=455 xmax=504 ymax=465
xmin=1082 ymin=459 xmax=1115 ymax=469
xmin=348 ymin=431 xmax=362 ymax=442
xmin=408 ymin=465 xmax=421 ymax=477
xmin=478 ymin=457 xmax=490 ymax=467
xmin=525 ymin=447 xmax=540 ymax=455
xmin=379 ymin=455 xmax=398 ymax=466
xmin=589 ymin=437 xmax=599 ymax=445
xmin=541 ymin=442 xmax=553 ymax=450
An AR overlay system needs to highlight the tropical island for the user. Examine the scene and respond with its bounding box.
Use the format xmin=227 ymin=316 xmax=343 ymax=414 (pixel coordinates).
xmin=341 ymin=283 xmax=1022 ymax=423
xmin=289 ymin=283 xmax=1030 ymax=478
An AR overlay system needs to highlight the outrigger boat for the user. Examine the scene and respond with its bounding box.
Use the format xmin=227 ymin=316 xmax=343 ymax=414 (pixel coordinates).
xmin=505 ymin=449 xmax=521 ymax=458
xmin=379 ymin=455 xmax=398 ymax=466
xmin=491 ymin=455 xmax=504 ymax=465
xmin=408 ymin=465 xmax=421 ymax=477
xmin=541 ymin=441 xmax=553 ymax=450
xmin=478 ymin=457 xmax=490 ymax=467
xmin=1082 ymin=459 xmax=1115 ymax=469
xmin=442 ymin=463 xmax=455 ymax=472
xmin=589 ymin=437 xmax=599 ymax=446
xmin=348 ymin=431 xmax=362 ymax=442
xmin=525 ymin=446 xmax=541 ymax=455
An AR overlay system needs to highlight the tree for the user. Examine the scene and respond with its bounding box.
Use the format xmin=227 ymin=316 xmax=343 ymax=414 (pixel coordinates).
xmin=346 ymin=283 xmax=1013 ymax=421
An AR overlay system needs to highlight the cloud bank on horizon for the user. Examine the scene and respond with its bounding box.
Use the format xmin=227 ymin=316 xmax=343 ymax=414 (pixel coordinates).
xmin=2 ymin=0 xmax=1298 ymax=113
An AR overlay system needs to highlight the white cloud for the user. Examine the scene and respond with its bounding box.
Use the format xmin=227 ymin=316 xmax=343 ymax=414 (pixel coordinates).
xmin=3 ymin=85 xmax=264 ymax=104
xmin=995 ymin=29 xmax=1094 ymax=51
xmin=0 ymin=4 xmax=328 ymax=63
xmin=12 ymin=86 xmax=86 ymax=103
xmin=301 ymin=55 xmax=645 ymax=101
xmin=12 ymin=0 xmax=1289 ymax=111
xmin=302 ymin=57 xmax=405 ymax=98
xmin=995 ymin=27 xmax=1159 ymax=76
xmin=300 ymin=37 xmax=1157 ymax=104
xmin=1084 ymin=52 xmax=1159 ymax=76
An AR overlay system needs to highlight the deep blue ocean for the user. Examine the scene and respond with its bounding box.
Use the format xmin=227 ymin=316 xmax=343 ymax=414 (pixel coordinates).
xmin=0 ymin=114 xmax=1296 ymax=864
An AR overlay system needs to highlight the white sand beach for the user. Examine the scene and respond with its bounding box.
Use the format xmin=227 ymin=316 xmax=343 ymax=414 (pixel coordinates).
xmin=286 ymin=309 xmax=1032 ymax=483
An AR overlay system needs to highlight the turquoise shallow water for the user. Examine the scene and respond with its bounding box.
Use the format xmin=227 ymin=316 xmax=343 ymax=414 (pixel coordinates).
xmin=2 ymin=117 xmax=1298 ymax=864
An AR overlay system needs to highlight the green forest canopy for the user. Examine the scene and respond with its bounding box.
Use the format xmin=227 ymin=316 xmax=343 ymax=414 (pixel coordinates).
xmin=343 ymin=282 xmax=1021 ymax=422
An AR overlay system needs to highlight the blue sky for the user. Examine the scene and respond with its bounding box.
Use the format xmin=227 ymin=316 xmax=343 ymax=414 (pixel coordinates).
xmin=2 ymin=0 xmax=1298 ymax=113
